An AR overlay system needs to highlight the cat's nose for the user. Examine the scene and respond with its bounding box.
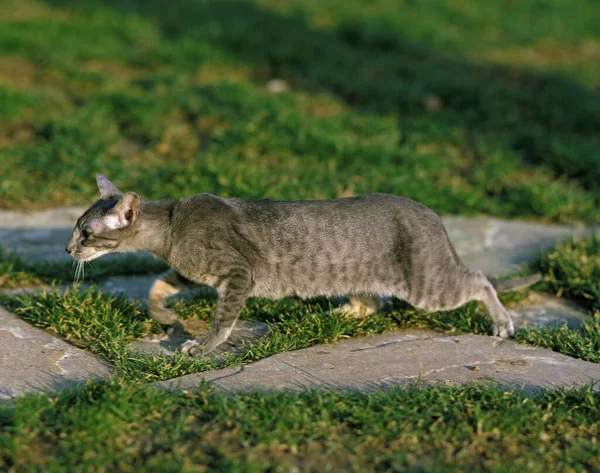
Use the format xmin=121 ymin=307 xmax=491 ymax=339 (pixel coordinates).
xmin=65 ymin=246 xmax=72 ymax=255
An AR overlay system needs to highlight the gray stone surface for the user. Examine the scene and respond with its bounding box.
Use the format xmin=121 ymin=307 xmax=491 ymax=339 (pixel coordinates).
xmin=510 ymin=293 xmax=589 ymax=330
xmin=443 ymin=217 xmax=590 ymax=275
xmin=154 ymin=330 xmax=600 ymax=395
xmin=0 ymin=307 xmax=114 ymax=400
xmin=0 ymin=207 xmax=86 ymax=261
xmin=0 ymin=208 xmax=591 ymax=275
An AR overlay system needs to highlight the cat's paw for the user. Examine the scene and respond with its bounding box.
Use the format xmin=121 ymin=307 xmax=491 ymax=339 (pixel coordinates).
xmin=492 ymin=321 xmax=515 ymax=339
xmin=179 ymin=339 xmax=205 ymax=357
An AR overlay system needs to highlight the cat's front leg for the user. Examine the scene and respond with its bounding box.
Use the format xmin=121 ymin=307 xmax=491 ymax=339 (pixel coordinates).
xmin=180 ymin=268 xmax=252 ymax=357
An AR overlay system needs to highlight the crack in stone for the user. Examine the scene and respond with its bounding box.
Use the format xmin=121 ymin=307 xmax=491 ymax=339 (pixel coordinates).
xmin=405 ymin=357 xmax=534 ymax=380
xmin=349 ymin=335 xmax=438 ymax=352
xmin=405 ymin=361 xmax=489 ymax=379
xmin=54 ymin=351 xmax=73 ymax=375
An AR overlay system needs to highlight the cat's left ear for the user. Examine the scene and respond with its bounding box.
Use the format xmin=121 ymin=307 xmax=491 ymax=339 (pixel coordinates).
xmin=97 ymin=173 xmax=122 ymax=200
xmin=110 ymin=192 xmax=140 ymax=229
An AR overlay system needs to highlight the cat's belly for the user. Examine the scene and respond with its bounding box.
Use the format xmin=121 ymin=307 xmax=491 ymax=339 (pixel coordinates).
xmin=249 ymin=262 xmax=408 ymax=300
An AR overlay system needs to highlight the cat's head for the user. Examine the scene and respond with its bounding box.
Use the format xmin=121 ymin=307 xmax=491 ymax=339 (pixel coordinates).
xmin=65 ymin=174 xmax=140 ymax=261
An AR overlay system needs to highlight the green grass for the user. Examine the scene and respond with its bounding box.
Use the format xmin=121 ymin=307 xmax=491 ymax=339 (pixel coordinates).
xmin=515 ymin=234 xmax=600 ymax=363
xmin=0 ymin=0 xmax=599 ymax=222
xmin=515 ymin=312 xmax=600 ymax=363
xmin=1 ymin=380 xmax=599 ymax=472
xmin=536 ymin=234 xmax=600 ymax=312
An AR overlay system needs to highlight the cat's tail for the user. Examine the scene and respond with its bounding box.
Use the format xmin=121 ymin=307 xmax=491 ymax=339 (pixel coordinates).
xmin=488 ymin=273 xmax=542 ymax=293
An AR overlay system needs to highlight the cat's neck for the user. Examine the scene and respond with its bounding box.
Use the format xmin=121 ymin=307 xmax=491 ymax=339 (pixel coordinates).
xmin=127 ymin=200 xmax=175 ymax=259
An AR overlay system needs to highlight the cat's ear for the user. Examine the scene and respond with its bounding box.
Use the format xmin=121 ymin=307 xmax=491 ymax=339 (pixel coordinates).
xmin=96 ymin=173 xmax=122 ymax=200
xmin=110 ymin=192 xmax=140 ymax=228
xmin=90 ymin=192 xmax=140 ymax=232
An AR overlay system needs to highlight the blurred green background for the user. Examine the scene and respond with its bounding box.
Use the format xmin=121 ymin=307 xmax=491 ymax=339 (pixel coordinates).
xmin=1 ymin=0 xmax=599 ymax=222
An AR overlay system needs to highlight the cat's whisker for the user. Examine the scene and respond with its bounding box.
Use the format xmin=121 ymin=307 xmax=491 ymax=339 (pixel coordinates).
xmin=74 ymin=259 xmax=85 ymax=284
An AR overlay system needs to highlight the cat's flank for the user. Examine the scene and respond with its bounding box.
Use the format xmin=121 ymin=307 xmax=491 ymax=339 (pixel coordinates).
xmin=66 ymin=174 xmax=540 ymax=357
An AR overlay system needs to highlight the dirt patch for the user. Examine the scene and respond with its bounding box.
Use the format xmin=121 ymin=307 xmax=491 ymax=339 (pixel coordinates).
xmin=0 ymin=0 xmax=70 ymax=21
xmin=193 ymin=64 xmax=253 ymax=86
xmin=81 ymin=61 xmax=140 ymax=82
xmin=0 ymin=57 xmax=37 ymax=89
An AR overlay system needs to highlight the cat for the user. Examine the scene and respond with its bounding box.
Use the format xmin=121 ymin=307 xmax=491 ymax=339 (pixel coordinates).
xmin=66 ymin=174 xmax=541 ymax=357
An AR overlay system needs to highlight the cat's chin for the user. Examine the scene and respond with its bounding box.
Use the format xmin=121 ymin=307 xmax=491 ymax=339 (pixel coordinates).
xmin=78 ymin=251 xmax=110 ymax=262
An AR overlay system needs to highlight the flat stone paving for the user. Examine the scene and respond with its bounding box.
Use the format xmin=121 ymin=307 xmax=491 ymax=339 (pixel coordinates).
xmin=154 ymin=330 xmax=600 ymax=395
xmin=0 ymin=207 xmax=87 ymax=261
xmin=509 ymin=292 xmax=588 ymax=330
xmin=0 ymin=308 xmax=113 ymax=401
xmin=442 ymin=217 xmax=591 ymax=276
xmin=0 ymin=207 xmax=598 ymax=399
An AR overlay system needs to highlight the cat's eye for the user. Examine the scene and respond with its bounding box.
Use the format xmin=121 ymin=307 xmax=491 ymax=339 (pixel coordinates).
xmin=82 ymin=229 xmax=91 ymax=239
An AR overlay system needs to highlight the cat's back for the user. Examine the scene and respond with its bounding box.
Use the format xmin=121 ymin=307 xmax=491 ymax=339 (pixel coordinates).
xmin=234 ymin=193 xmax=439 ymax=233
xmin=179 ymin=191 xmax=432 ymax=216
xmin=176 ymin=192 xmax=442 ymax=235
xmin=233 ymin=193 xmax=445 ymax=266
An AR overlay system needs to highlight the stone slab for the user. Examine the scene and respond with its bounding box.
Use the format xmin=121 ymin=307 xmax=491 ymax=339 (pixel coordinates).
xmin=443 ymin=217 xmax=591 ymax=275
xmin=0 ymin=207 xmax=86 ymax=261
xmin=153 ymin=330 xmax=600 ymax=395
xmin=509 ymin=292 xmax=589 ymax=330
xmin=0 ymin=307 xmax=114 ymax=400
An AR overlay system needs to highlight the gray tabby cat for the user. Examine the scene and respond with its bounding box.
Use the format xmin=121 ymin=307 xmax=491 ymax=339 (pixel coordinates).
xmin=66 ymin=174 xmax=540 ymax=357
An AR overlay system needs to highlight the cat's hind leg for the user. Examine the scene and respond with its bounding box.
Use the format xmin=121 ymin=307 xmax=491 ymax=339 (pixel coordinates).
xmin=335 ymin=295 xmax=383 ymax=318
xmin=406 ymin=269 xmax=514 ymax=338
xmin=149 ymin=270 xmax=198 ymax=325
xmin=474 ymin=271 xmax=515 ymax=338
xmin=180 ymin=268 xmax=252 ymax=357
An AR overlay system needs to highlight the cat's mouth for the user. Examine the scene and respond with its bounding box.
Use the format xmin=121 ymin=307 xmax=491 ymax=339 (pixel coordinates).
xmin=73 ymin=250 xmax=110 ymax=262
